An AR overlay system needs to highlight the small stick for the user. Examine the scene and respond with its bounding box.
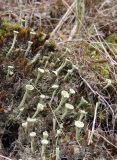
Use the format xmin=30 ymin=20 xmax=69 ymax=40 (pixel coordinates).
xmin=0 ymin=155 xmax=12 ymax=160
xmin=68 ymin=22 xmax=77 ymax=41
xmin=88 ymin=102 xmax=100 ymax=145
xmin=50 ymin=1 xmax=76 ymax=37
xmin=94 ymin=131 xmax=117 ymax=149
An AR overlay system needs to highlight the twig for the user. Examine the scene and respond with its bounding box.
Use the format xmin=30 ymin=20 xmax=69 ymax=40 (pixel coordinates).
xmin=68 ymin=22 xmax=77 ymax=41
xmin=0 ymin=155 xmax=12 ymax=160
xmin=62 ymin=0 xmax=71 ymax=8
xmin=50 ymin=1 xmax=76 ymax=37
xmin=94 ymin=131 xmax=117 ymax=149
xmin=95 ymin=26 xmax=117 ymax=66
xmin=88 ymin=102 xmax=100 ymax=145
xmin=93 ymin=25 xmax=117 ymax=74
xmin=75 ymin=0 xmax=85 ymax=36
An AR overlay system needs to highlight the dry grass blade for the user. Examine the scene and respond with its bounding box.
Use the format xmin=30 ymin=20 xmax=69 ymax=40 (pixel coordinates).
xmin=0 ymin=155 xmax=12 ymax=160
xmin=50 ymin=1 xmax=76 ymax=37
xmin=88 ymin=102 xmax=100 ymax=145
xmin=75 ymin=0 xmax=85 ymax=36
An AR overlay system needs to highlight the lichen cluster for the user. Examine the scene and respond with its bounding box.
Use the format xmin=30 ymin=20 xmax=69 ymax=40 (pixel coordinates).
xmin=0 ymin=18 xmax=117 ymax=160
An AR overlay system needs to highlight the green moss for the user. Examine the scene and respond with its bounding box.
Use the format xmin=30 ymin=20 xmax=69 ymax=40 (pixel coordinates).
xmin=99 ymin=112 xmax=105 ymax=121
xmin=46 ymin=39 xmax=56 ymax=51
xmin=0 ymin=29 xmax=6 ymax=37
xmin=106 ymin=33 xmax=117 ymax=55
xmin=90 ymin=50 xmax=101 ymax=60
xmin=0 ymin=20 xmax=21 ymax=37
xmin=93 ymin=63 xmax=110 ymax=78
xmin=108 ymin=43 xmax=117 ymax=55
xmin=86 ymin=44 xmax=103 ymax=62
xmin=111 ymin=105 xmax=117 ymax=111
xmin=3 ymin=20 xmax=20 ymax=31
xmin=37 ymin=32 xmax=46 ymax=42
xmin=106 ymin=33 xmax=117 ymax=43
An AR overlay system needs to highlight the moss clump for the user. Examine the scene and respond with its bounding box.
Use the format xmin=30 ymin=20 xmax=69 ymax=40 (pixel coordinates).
xmin=106 ymin=33 xmax=117 ymax=43
xmin=99 ymin=112 xmax=105 ymax=121
xmin=45 ymin=39 xmax=57 ymax=51
xmin=93 ymin=63 xmax=110 ymax=78
xmin=90 ymin=50 xmax=101 ymax=60
xmin=86 ymin=48 xmax=110 ymax=78
xmin=106 ymin=33 xmax=117 ymax=55
xmin=0 ymin=20 xmax=21 ymax=48
xmin=38 ymin=32 xmax=47 ymax=43
xmin=0 ymin=29 xmax=6 ymax=37
xmin=1 ymin=20 xmax=21 ymax=37
xmin=18 ymin=27 xmax=31 ymax=40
